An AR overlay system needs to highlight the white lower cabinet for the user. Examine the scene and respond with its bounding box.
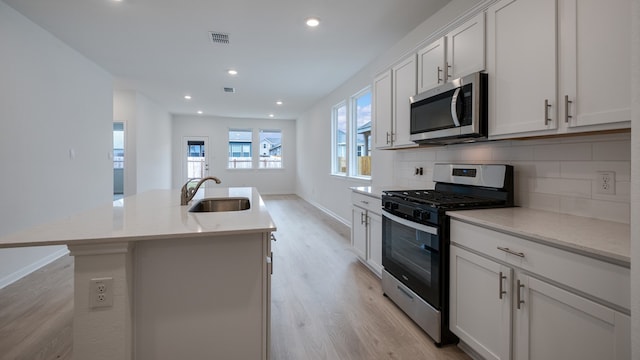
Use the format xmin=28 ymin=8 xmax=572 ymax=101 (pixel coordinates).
xmin=450 ymin=246 xmax=512 ymax=360
xmin=514 ymin=274 xmax=630 ymax=360
xmin=351 ymin=191 xmax=383 ymax=276
xmin=450 ymin=220 xmax=630 ymax=360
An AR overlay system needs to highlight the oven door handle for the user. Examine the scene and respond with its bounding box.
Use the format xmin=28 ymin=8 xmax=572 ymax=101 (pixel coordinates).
xmin=382 ymin=211 xmax=438 ymax=236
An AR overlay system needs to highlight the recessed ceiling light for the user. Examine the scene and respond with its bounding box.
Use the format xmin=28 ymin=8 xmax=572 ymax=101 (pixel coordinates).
xmin=268 ymin=114 xmax=275 ymax=118
xmin=306 ymin=17 xmax=320 ymax=27
xmin=197 ymin=110 xmax=203 ymax=115
xmin=227 ymin=69 xmax=238 ymax=76
xmin=184 ymin=95 xmax=192 ymax=100
xmin=276 ymin=101 xmax=283 ymax=105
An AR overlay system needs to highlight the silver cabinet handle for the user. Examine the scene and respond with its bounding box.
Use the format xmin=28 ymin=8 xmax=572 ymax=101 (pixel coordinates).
xmin=360 ymin=200 xmax=369 ymax=205
xmin=517 ymin=279 xmax=525 ymax=309
xmin=499 ymin=271 xmax=507 ymax=299
xmin=446 ymin=62 xmax=452 ymax=79
xmin=266 ymin=253 xmax=273 ymax=275
xmin=386 ymin=132 xmax=391 ymax=145
xmin=544 ymin=99 xmax=552 ymax=125
xmin=564 ymin=95 xmax=573 ymax=123
xmin=497 ymin=246 xmax=525 ymax=258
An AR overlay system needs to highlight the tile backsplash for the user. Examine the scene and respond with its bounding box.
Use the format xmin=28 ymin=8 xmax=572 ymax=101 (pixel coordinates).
xmin=392 ymin=132 xmax=631 ymax=224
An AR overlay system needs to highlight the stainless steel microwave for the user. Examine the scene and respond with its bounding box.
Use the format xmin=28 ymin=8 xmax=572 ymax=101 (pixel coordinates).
xmin=409 ymin=72 xmax=487 ymax=145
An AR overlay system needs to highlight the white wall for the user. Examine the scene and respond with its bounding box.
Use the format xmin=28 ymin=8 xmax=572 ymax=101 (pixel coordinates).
xmin=114 ymin=90 xmax=172 ymax=196
xmin=0 ymin=1 xmax=113 ymax=287
xmin=629 ymin=0 xmax=639 ymax=356
xmin=172 ymin=115 xmax=296 ymax=195
xmin=295 ymin=0 xmax=481 ymax=224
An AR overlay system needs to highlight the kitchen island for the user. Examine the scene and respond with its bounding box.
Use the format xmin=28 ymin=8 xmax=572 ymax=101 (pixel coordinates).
xmin=0 ymin=187 xmax=276 ymax=360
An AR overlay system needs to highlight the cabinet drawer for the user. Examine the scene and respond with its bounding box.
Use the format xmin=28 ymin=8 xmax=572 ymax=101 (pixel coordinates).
xmin=351 ymin=192 xmax=381 ymax=214
xmin=451 ymin=220 xmax=630 ymax=311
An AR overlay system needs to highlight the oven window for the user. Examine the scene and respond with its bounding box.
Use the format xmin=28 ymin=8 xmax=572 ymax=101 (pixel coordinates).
xmin=382 ymin=214 xmax=440 ymax=308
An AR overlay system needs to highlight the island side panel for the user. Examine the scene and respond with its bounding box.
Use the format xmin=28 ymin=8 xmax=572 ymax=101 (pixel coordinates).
xmin=68 ymin=242 xmax=134 ymax=360
xmin=134 ymin=233 xmax=269 ymax=360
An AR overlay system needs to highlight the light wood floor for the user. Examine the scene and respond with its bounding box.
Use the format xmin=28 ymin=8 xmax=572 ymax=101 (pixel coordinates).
xmin=0 ymin=195 xmax=470 ymax=360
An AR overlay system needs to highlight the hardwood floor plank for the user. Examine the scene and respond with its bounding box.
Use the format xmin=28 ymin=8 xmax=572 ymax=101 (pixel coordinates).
xmin=264 ymin=195 xmax=470 ymax=360
xmin=0 ymin=255 xmax=73 ymax=360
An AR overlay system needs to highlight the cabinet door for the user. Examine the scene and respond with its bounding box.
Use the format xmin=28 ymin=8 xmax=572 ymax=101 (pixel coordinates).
xmin=351 ymin=206 xmax=367 ymax=260
xmin=391 ymin=54 xmax=418 ymax=148
xmin=559 ymin=0 xmax=631 ymax=128
xmin=366 ymin=211 xmax=382 ymax=277
xmin=487 ymin=0 xmax=558 ymax=136
xmin=450 ymin=246 xmax=512 ymax=360
xmin=446 ymin=12 xmax=485 ymax=81
xmin=514 ymin=275 xmax=631 ymax=360
xmin=373 ymin=70 xmax=393 ymax=149
xmin=417 ymin=37 xmax=446 ymax=93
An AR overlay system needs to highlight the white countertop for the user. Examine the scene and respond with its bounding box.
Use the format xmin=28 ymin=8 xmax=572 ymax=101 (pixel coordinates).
xmin=0 ymin=187 xmax=277 ymax=248
xmin=447 ymin=207 xmax=630 ymax=265
xmin=350 ymin=186 xmax=412 ymax=199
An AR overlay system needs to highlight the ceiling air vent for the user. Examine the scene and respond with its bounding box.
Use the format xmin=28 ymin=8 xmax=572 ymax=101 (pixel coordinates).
xmin=223 ymin=87 xmax=236 ymax=93
xmin=209 ymin=31 xmax=230 ymax=45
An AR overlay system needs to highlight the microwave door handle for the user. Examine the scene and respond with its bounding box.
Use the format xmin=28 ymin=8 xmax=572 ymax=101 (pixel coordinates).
xmin=450 ymin=87 xmax=461 ymax=127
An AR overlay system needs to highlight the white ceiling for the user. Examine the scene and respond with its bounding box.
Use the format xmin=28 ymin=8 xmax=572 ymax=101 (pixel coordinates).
xmin=4 ymin=0 xmax=450 ymax=120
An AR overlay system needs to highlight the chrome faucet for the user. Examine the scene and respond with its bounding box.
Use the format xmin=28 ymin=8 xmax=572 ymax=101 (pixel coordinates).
xmin=181 ymin=176 xmax=222 ymax=205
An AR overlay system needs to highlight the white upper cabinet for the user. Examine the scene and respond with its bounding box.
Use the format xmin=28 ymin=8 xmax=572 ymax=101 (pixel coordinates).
xmin=559 ymin=0 xmax=631 ymax=130
xmin=417 ymin=38 xmax=446 ymax=93
xmin=373 ymin=70 xmax=393 ymax=149
xmin=446 ymin=12 xmax=486 ymax=81
xmin=487 ymin=0 xmax=558 ymax=136
xmin=418 ymin=13 xmax=485 ymax=94
xmin=391 ymin=54 xmax=418 ymax=148
xmin=488 ymin=0 xmax=631 ymax=138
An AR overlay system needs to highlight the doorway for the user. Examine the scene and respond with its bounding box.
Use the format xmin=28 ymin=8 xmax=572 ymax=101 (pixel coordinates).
xmin=113 ymin=123 xmax=124 ymax=200
xmin=183 ymin=136 xmax=209 ymax=182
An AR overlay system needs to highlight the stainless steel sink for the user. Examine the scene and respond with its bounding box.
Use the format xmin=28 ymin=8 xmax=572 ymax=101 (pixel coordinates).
xmin=188 ymin=197 xmax=251 ymax=213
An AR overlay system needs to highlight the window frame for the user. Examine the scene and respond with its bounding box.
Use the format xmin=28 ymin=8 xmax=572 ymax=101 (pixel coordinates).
xmin=349 ymin=86 xmax=372 ymax=180
xmin=227 ymin=129 xmax=254 ymax=170
xmin=258 ymin=128 xmax=284 ymax=169
xmin=331 ymin=101 xmax=348 ymax=176
xmin=331 ymin=87 xmax=373 ymax=180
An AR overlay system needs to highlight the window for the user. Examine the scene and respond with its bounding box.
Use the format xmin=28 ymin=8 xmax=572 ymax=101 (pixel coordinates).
xmin=331 ymin=87 xmax=372 ymax=179
xmin=259 ymin=129 xmax=282 ymax=168
xmin=228 ymin=129 xmax=252 ymax=169
xmin=331 ymin=102 xmax=347 ymax=175
xmin=351 ymin=89 xmax=372 ymax=177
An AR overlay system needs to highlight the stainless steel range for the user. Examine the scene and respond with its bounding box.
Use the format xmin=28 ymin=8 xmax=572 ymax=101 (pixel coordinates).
xmin=381 ymin=163 xmax=514 ymax=346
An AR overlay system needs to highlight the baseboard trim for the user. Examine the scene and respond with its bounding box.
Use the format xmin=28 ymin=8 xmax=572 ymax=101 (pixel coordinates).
xmin=0 ymin=248 xmax=70 ymax=289
xmin=304 ymin=198 xmax=350 ymax=228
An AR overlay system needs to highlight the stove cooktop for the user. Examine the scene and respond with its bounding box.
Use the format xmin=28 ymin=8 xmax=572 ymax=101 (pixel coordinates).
xmin=382 ymin=189 xmax=506 ymax=209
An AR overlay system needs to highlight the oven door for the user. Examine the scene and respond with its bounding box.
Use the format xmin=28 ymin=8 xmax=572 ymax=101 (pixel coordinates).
xmin=382 ymin=210 xmax=441 ymax=309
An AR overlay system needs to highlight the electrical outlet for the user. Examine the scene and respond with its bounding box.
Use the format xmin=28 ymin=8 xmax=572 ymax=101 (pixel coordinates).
xmin=90 ymin=277 xmax=113 ymax=308
xmin=596 ymin=171 xmax=615 ymax=195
